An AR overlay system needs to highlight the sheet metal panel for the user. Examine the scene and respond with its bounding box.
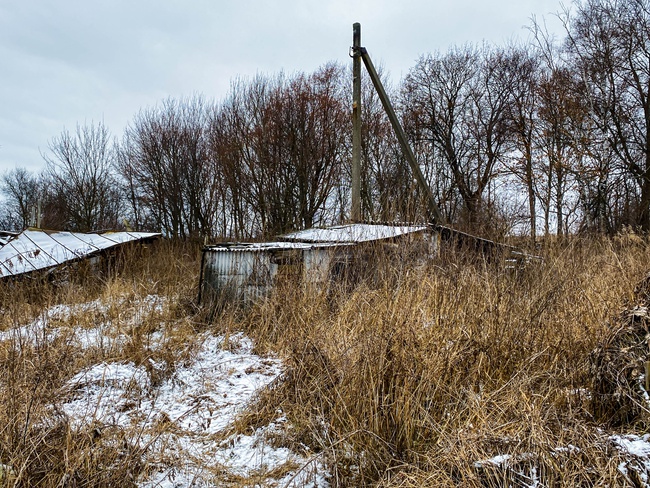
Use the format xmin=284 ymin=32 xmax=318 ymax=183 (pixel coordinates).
xmin=200 ymin=240 xmax=348 ymax=305
xmin=201 ymin=247 xmax=281 ymax=305
xmin=0 ymin=230 xmax=161 ymax=278
xmin=303 ymin=248 xmax=333 ymax=284
xmin=280 ymin=223 xmax=428 ymax=244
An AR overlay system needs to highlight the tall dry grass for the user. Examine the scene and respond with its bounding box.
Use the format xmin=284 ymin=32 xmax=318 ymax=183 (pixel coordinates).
xmin=238 ymin=234 xmax=650 ymax=486
xmin=0 ymin=239 xmax=203 ymax=487
xmin=0 ymin=234 xmax=649 ymax=486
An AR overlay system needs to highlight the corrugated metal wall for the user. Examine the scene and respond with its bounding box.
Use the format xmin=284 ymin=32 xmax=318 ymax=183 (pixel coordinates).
xmin=201 ymin=250 xmax=280 ymax=306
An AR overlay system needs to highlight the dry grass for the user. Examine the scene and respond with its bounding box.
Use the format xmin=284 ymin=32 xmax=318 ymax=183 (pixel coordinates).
xmin=0 ymin=239 xmax=204 ymax=487
xmin=238 ymin=235 xmax=650 ymax=486
xmin=1 ymin=234 xmax=650 ymax=486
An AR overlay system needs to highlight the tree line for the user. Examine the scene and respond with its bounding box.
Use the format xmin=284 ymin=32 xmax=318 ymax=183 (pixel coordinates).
xmin=2 ymin=0 xmax=649 ymax=241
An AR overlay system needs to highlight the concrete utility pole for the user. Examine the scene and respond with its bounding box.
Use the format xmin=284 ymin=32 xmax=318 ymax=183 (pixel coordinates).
xmin=351 ymin=23 xmax=362 ymax=223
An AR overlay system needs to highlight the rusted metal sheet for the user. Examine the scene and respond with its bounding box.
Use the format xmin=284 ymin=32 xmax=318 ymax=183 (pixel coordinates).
xmin=201 ymin=246 xmax=276 ymax=305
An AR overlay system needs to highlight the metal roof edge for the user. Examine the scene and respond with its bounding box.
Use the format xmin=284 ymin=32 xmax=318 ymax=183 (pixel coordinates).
xmin=203 ymin=241 xmax=354 ymax=252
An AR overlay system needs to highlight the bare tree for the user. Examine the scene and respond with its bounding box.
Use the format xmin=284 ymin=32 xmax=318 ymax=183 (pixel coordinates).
xmin=43 ymin=122 xmax=121 ymax=232
xmin=118 ymin=95 xmax=216 ymax=238
xmin=564 ymin=0 xmax=650 ymax=229
xmin=208 ymin=84 xmax=254 ymax=238
xmin=0 ymin=167 xmax=42 ymax=230
xmin=402 ymin=47 xmax=478 ymax=224
xmin=402 ymin=45 xmax=516 ymax=231
xmin=211 ymin=66 xmax=348 ymax=238
xmin=285 ymin=64 xmax=347 ymax=230
xmin=503 ymin=45 xmax=542 ymax=242
xmin=357 ymin=64 xmax=419 ymax=222
xmin=536 ymin=66 xmax=587 ymax=236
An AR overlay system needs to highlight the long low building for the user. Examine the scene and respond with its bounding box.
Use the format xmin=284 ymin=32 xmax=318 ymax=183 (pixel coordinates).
xmin=0 ymin=229 xmax=161 ymax=279
xmin=199 ymin=223 xmax=436 ymax=307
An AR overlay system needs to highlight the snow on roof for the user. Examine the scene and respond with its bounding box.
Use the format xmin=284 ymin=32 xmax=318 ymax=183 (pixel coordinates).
xmin=203 ymin=224 xmax=429 ymax=253
xmin=0 ymin=229 xmax=160 ymax=278
xmin=280 ymin=223 xmax=429 ymax=244
xmin=205 ymin=240 xmax=350 ymax=253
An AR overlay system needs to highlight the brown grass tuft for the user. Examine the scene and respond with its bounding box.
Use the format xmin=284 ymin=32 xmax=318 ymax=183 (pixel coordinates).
xmin=0 ymin=239 xmax=203 ymax=487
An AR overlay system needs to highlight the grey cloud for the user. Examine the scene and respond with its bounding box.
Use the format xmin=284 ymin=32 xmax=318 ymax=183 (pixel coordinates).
xmin=0 ymin=0 xmax=564 ymax=174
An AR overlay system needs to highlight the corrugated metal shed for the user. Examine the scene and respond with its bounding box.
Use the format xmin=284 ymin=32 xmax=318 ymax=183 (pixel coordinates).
xmin=0 ymin=229 xmax=161 ymax=278
xmin=199 ymin=223 xmax=436 ymax=307
xmin=199 ymin=241 xmax=350 ymax=306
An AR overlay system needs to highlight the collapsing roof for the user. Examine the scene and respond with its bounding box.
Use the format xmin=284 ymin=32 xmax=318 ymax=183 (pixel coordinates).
xmin=0 ymin=229 xmax=161 ymax=278
xmin=0 ymin=231 xmax=18 ymax=247
xmin=206 ymin=241 xmax=348 ymax=253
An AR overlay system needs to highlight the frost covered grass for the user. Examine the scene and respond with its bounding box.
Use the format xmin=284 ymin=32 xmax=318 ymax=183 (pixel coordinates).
xmin=3 ymin=235 xmax=650 ymax=486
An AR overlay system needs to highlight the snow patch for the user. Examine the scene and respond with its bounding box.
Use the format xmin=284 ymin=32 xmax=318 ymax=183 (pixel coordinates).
xmin=59 ymin=329 xmax=328 ymax=487
xmin=0 ymin=295 xmax=167 ymax=351
xmin=3 ymin=295 xmax=329 ymax=486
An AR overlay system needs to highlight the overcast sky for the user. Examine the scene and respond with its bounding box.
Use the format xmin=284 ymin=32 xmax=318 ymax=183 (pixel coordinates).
xmin=0 ymin=0 xmax=566 ymax=175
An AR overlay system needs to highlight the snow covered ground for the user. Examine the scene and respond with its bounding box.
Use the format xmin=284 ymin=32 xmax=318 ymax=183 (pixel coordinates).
xmin=0 ymin=296 xmax=329 ymax=487
xmin=612 ymin=434 xmax=650 ymax=486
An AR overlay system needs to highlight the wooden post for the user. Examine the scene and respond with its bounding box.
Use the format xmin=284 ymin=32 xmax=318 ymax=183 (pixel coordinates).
xmin=351 ymin=23 xmax=362 ymax=223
